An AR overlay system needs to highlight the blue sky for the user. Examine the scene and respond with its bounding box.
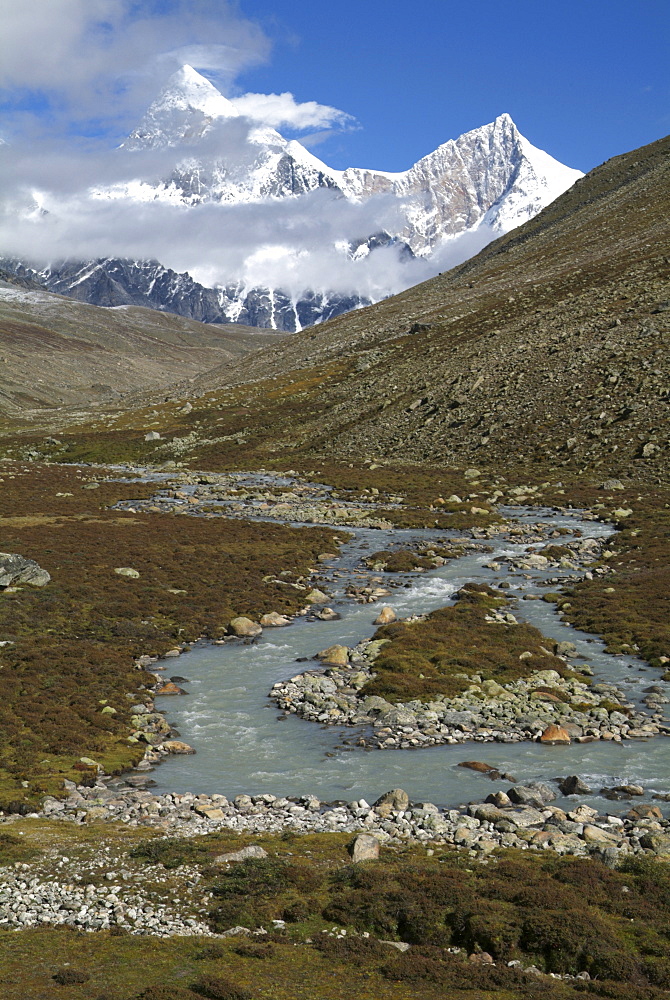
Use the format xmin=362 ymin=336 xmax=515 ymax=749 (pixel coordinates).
xmin=0 ymin=0 xmax=668 ymax=172
xmin=233 ymin=0 xmax=670 ymax=173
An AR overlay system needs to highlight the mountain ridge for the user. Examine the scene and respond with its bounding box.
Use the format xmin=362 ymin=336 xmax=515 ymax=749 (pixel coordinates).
xmin=2 ymin=67 xmax=582 ymax=331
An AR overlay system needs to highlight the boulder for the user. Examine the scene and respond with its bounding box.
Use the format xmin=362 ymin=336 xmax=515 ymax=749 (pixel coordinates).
xmin=155 ymin=681 xmax=186 ymax=696
xmin=374 ymin=788 xmax=409 ymax=812
xmin=558 ymin=775 xmax=593 ymax=796
xmin=626 ymin=803 xmax=663 ymax=821
xmin=162 ymin=740 xmax=196 ymax=754
xmin=582 ymin=824 xmax=619 ymax=845
xmin=613 ymin=784 xmax=644 ymax=796
xmin=0 ymin=552 xmax=51 ymax=588
xmin=374 ymin=606 xmax=397 ymax=625
xmin=194 ymin=805 xmax=225 ymax=821
xmin=228 ymin=616 xmax=262 ymax=638
xmin=538 ymin=724 xmax=571 ymax=745
xmin=317 ymin=607 xmax=340 ymax=621
xmin=114 ymin=566 xmax=140 ymax=579
xmin=508 ymin=782 xmax=556 ymax=807
xmin=350 ymin=834 xmax=380 ymax=863
xmin=260 ymin=612 xmax=292 ymax=627
xmin=316 ymin=644 xmax=349 ymax=666
xmin=639 ymin=833 xmax=670 ymax=855
xmin=305 ymin=588 xmax=329 ymax=604
xmin=457 ymin=760 xmax=501 ymax=777
xmin=554 ymin=640 xmax=577 ymax=657
xmin=486 ymin=791 xmax=512 ymax=808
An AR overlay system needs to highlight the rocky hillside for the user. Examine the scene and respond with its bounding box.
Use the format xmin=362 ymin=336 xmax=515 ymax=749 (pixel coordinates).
xmin=153 ymin=132 xmax=667 ymax=481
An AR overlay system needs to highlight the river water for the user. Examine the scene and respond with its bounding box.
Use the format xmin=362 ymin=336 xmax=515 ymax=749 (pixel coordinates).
xmin=151 ymin=505 xmax=670 ymax=815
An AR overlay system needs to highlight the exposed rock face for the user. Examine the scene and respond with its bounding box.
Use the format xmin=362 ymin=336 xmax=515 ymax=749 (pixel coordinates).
xmin=10 ymin=258 xmax=368 ymax=333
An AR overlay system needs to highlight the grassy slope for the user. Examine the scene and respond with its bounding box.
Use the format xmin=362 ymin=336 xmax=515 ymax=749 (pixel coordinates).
xmin=2 ymin=823 xmax=670 ymax=999
xmin=0 ymin=462 xmax=340 ymax=809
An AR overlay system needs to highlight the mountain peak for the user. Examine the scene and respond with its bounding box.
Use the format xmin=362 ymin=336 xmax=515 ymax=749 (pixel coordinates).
xmin=124 ymin=64 xmax=238 ymax=149
xmin=163 ymin=65 xmax=239 ymax=118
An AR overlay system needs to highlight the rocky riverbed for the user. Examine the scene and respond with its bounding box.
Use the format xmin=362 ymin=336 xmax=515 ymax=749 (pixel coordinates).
xmin=2 ymin=773 xmax=669 ymax=939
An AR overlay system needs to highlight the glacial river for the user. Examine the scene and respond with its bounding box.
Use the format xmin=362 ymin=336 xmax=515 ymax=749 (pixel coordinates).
xmin=151 ymin=505 xmax=670 ymax=815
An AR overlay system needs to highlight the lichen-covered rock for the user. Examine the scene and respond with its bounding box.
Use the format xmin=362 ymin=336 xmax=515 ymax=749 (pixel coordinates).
xmin=0 ymin=552 xmax=50 ymax=588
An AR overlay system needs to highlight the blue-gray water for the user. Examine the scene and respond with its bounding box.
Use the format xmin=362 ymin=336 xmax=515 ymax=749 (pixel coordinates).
xmin=153 ymin=509 xmax=669 ymax=815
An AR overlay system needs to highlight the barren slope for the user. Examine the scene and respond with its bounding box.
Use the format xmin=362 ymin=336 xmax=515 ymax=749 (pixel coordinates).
xmin=0 ymin=281 xmax=279 ymax=416
xmin=155 ymin=132 xmax=667 ymax=480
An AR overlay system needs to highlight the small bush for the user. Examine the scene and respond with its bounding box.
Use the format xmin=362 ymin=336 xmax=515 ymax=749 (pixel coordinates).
xmin=53 ymin=967 xmax=90 ymax=985
xmin=190 ymin=975 xmax=252 ymax=1000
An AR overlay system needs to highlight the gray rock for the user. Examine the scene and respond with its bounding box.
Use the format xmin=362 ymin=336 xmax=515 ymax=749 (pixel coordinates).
xmin=350 ymin=834 xmax=380 ymax=863
xmin=0 ymin=552 xmax=51 ymax=588
xmin=214 ymin=845 xmax=268 ymax=865
xmin=374 ymin=789 xmax=410 ymax=811
xmin=558 ymin=775 xmax=593 ymax=796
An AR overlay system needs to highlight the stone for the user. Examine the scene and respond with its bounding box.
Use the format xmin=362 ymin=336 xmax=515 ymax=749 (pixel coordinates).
xmin=316 ymin=644 xmax=349 ymax=666
xmin=194 ymin=805 xmax=225 ymax=821
xmin=144 ymin=431 xmax=161 ymax=441
xmin=374 ymin=606 xmax=397 ymax=625
xmin=228 ymin=616 xmax=262 ymax=637
xmin=613 ymin=784 xmax=644 ymax=796
xmin=260 ymin=612 xmax=292 ymax=627
xmin=567 ymin=804 xmax=599 ymax=823
xmin=374 ymin=788 xmax=410 ymax=812
xmin=538 ymin=725 xmax=571 ymax=744
xmin=554 ymin=640 xmax=577 ymax=657
xmin=350 ymin=834 xmax=380 ymax=863
xmin=305 ymin=588 xmax=329 ymax=604
xmin=626 ymin=804 xmax=663 ymax=821
xmin=508 ymin=782 xmax=556 ymax=807
xmin=0 ymin=552 xmax=51 ymax=588
xmin=162 ymin=740 xmax=195 ymax=754
xmin=472 ymin=803 xmax=508 ymax=824
xmin=469 ymin=951 xmax=495 ymax=965
xmin=558 ymin=775 xmax=593 ymax=796
xmin=317 ymin=607 xmax=340 ymax=621
xmin=214 ymin=845 xmax=268 ymax=865
xmin=601 ymin=479 xmax=624 ymax=490
xmin=114 ymin=567 xmax=140 ymax=578
xmin=639 ymin=833 xmax=670 ymax=855
xmin=486 ymin=791 xmax=512 ymax=808
xmin=457 ymin=761 xmax=500 ymax=775
xmin=155 ymin=681 xmax=186 ymax=696
xmin=582 ymin=824 xmax=619 ymax=844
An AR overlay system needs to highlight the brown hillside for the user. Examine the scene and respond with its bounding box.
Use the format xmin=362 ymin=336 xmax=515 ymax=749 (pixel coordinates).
xmin=145 ymin=133 xmax=668 ymax=481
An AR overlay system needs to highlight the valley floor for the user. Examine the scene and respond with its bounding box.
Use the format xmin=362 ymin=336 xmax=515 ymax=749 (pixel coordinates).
xmin=0 ymin=457 xmax=669 ymax=999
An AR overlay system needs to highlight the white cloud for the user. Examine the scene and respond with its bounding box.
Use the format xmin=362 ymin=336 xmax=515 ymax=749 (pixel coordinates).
xmin=0 ymin=2 xmax=483 ymax=309
xmin=0 ymin=0 xmax=269 ymax=132
xmin=230 ymin=92 xmax=355 ymax=132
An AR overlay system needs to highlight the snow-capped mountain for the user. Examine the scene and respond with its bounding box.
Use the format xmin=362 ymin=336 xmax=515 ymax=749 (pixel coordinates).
xmin=4 ymin=66 xmax=582 ymax=331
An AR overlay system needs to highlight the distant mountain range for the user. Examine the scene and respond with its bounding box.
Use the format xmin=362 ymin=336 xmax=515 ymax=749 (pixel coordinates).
xmin=3 ymin=66 xmax=582 ymax=331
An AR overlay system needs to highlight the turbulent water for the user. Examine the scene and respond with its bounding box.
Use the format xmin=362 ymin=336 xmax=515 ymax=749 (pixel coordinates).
xmin=152 ymin=507 xmax=670 ymax=814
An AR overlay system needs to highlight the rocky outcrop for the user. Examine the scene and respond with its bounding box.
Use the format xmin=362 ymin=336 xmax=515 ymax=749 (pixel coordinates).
xmin=0 ymin=553 xmax=50 ymax=588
